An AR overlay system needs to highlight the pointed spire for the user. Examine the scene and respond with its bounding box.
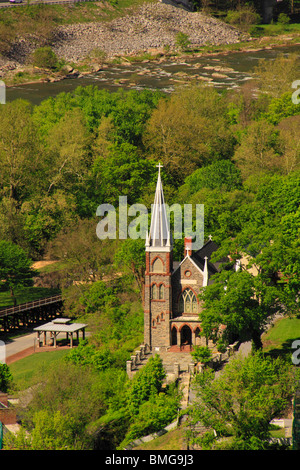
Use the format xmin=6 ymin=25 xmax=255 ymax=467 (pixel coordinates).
xmin=203 ymin=256 xmax=208 ymax=287
xmin=146 ymin=164 xmax=172 ymax=252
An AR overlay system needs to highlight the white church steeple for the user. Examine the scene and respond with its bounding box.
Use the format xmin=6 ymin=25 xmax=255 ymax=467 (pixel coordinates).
xmin=146 ymin=164 xmax=172 ymax=252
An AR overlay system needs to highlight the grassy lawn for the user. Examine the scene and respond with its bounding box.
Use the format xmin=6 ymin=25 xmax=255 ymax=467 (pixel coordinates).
xmin=262 ymin=316 xmax=300 ymax=358
xmin=9 ymin=349 xmax=70 ymax=391
xmin=134 ymin=426 xmax=187 ymax=450
xmin=0 ymin=286 xmax=60 ymax=309
xmin=252 ymin=22 xmax=300 ymax=37
xmin=0 ymin=0 xmax=155 ymax=29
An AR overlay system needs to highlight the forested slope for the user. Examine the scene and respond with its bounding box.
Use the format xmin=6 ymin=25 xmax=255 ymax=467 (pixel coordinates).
xmin=1 ymin=52 xmax=300 ymax=450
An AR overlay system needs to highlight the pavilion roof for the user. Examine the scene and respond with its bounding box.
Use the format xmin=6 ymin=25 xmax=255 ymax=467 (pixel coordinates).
xmin=34 ymin=320 xmax=87 ymax=333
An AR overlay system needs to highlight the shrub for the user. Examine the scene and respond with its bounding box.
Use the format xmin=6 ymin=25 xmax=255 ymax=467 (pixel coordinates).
xmin=120 ymin=391 xmax=179 ymax=447
xmin=65 ymin=339 xmax=115 ymax=372
xmin=32 ymin=46 xmax=58 ymax=70
xmin=216 ymin=339 xmax=227 ymax=353
xmin=125 ymin=355 xmax=165 ymax=415
xmin=191 ymin=346 xmax=212 ymax=364
xmin=277 ymin=13 xmax=290 ymax=25
xmin=225 ymin=6 xmax=261 ymax=27
xmin=248 ymin=25 xmax=264 ymax=37
xmin=175 ymin=32 xmax=191 ymax=51
xmin=0 ymin=363 xmax=12 ymax=392
xmin=184 ymin=160 xmax=242 ymax=195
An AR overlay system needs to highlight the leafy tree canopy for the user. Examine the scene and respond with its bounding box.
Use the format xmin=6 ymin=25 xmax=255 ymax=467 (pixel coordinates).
xmin=0 ymin=240 xmax=36 ymax=303
xmin=190 ymin=352 xmax=298 ymax=450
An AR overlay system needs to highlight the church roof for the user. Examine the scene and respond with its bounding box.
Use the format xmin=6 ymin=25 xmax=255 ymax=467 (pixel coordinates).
xmin=146 ymin=164 xmax=172 ymax=251
xmin=191 ymin=239 xmax=226 ymax=277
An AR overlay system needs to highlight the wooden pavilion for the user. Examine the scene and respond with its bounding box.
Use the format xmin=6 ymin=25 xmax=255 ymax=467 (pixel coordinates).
xmin=34 ymin=318 xmax=87 ymax=349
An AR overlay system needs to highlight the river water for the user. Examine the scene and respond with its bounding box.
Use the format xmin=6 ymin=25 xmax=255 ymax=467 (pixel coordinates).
xmin=6 ymin=43 xmax=300 ymax=104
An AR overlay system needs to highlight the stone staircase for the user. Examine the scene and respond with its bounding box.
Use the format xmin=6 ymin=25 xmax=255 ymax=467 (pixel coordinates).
xmin=157 ymin=349 xmax=194 ymax=375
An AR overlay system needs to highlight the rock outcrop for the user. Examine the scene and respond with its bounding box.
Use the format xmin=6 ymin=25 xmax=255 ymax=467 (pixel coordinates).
xmin=53 ymin=2 xmax=242 ymax=62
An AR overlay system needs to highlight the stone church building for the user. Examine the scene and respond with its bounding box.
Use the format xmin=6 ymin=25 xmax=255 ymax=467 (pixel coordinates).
xmin=144 ymin=166 xmax=223 ymax=353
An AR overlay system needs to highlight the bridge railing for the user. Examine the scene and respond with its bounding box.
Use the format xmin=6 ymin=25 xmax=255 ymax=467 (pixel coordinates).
xmin=0 ymin=0 xmax=101 ymax=9
xmin=0 ymin=295 xmax=62 ymax=318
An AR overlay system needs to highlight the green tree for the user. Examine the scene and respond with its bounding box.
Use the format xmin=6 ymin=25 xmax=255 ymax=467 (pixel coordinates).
xmin=80 ymin=280 xmax=119 ymax=313
xmin=0 ymin=241 xmax=37 ymax=304
xmin=189 ymin=352 xmax=297 ymax=449
xmin=120 ymin=388 xmax=180 ymax=448
xmin=44 ymin=108 xmax=91 ymax=195
xmin=143 ymin=85 xmax=235 ymax=185
xmin=32 ymin=46 xmax=58 ymax=70
xmin=22 ymin=190 xmax=78 ymax=257
xmin=183 ymin=160 xmax=242 ymax=195
xmin=125 ymin=355 xmax=165 ymax=415
xmin=47 ymin=219 xmax=115 ymax=284
xmin=18 ymin=361 xmax=108 ymax=449
xmin=233 ymin=119 xmax=282 ymax=180
xmin=191 ymin=346 xmax=212 ymax=364
xmin=264 ymin=92 xmax=300 ymax=125
xmin=277 ymin=115 xmax=300 ymax=175
xmin=0 ymin=197 xmax=26 ymax=250
xmin=199 ymin=269 xmax=280 ymax=350
xmin=114 ymin=239 xmax=145 ymax=299
xmin=5 ymin=410 xmax=81 ymax=450
xmin=0 ymin=363 xmax=12 ymax=393
xmin=0 ymin=100 xmax=41 ymax=203
xmin=221 ymin=171 xmax=300 ymax=317
xmin=175 ymin=32 xmax=191 ymax=51
xmin=66 ymin=340 xmax=115 ymax=372
xmin=92 ymin=142 xmax=155 ymax=205
xmin=254 ymin=54 xmax=299 ymax=99
xmin=225 ymin=5 xmax=261 ymax=27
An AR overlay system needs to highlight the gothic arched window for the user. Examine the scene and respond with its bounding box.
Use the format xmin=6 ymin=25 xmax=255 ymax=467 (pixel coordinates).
xmin=159 ymin=284 xmax=164 ymax=300
xmin=151 ymin=258 xmax=164 ymax=273
xmin=151 ymin=284 xmax=158 ymax=300
xmin=178 ymin=288 xmax=198 ymax=314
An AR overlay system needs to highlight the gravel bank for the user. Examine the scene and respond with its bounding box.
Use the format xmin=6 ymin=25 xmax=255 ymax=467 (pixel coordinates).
xmin=53 ymin=2 xmax=242 ymax=62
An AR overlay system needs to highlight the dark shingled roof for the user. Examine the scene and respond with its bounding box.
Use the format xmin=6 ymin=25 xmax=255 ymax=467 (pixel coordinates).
xmin=191 ymin=240 xmax=227 ymax=277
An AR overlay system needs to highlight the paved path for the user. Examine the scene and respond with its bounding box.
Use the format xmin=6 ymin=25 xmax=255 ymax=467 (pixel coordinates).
xmin=1 ymin=332 xmax=37 ymax=364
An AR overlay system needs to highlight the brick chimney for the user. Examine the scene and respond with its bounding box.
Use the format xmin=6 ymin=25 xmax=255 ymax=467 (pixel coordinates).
xmin=184 ymin=237 xmax=193 ymax=257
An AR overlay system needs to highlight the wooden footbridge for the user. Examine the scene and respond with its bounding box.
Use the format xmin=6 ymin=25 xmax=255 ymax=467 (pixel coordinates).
xmin=0 ymin=295 xmax=63 ymax=332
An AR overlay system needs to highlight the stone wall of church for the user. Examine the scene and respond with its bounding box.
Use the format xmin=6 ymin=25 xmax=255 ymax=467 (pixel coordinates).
xmin=171 ymin=257 xmax=204 ymax=318
xmin=144 ymin=250 xmax=172 ymax=349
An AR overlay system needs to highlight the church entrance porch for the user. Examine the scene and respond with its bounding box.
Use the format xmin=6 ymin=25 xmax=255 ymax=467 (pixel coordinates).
xmin=169 ymin=344 xmax=193 ymax=352
xmin=180 ymin=325 xmax=192 ymax=350
xmin=170 ymin=321 xmax=204 ymax=352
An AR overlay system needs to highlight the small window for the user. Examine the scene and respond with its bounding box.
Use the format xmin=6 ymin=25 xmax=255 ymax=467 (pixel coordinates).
xmin=151 ymin=284 xmax=158 ymax=300
xmin=159 ymin=284 xmax=164 ymax=300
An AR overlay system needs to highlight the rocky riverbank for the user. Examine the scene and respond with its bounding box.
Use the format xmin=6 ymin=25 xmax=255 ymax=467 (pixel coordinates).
xmin=1 ymin=1 xmax=299 ymax=88
xmin=0 ymin=1 xmax=244 ymax=82
xmin=52 ymin=2 xmax=243 ymax=62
